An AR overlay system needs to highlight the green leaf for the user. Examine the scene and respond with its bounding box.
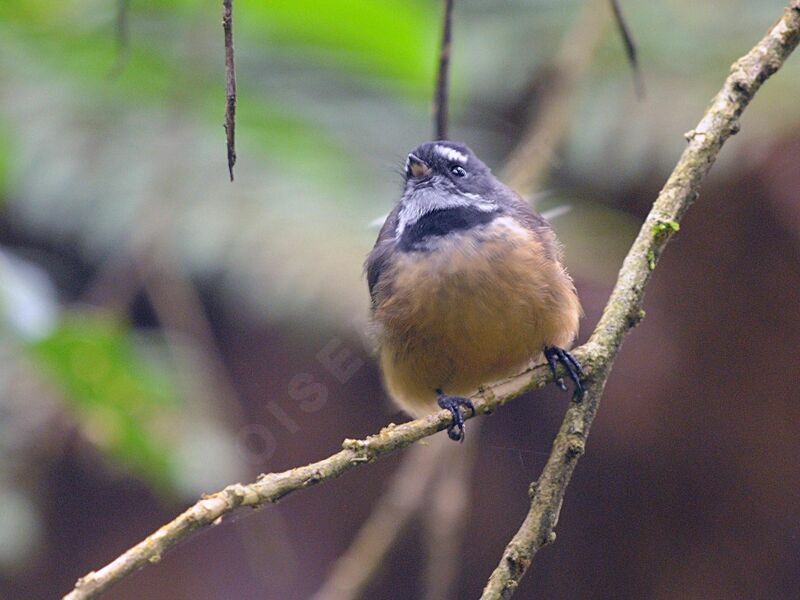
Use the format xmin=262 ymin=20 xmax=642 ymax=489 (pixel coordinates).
xmin=652 ymin=220 xmax=680 ymax=237
xmin=27 ymin=314 xmax=179 ymax=491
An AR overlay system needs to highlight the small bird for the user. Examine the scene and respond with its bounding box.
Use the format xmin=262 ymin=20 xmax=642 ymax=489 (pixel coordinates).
xmin=366 ymin=141 xmax=583 ymax=441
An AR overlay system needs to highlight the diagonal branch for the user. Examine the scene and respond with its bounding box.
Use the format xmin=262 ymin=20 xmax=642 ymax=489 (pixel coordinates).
xmin=434 ymin=0 xmax=455 ymax=139
xmin=63 ymin=2 xmax=800 ymax=598
xmin=480 ymin=2 xmax=800 ymax=597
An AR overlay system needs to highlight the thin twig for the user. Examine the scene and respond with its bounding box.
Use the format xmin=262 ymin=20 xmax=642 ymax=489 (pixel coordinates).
xmin=422 ymin=422 xmax=482 ymax=600
xmin=223 ymin=0 xmax=237 ymax=181
xmin=62 ymin=3 xmax=800 ymax=599
xmin=434 ymin=0 xmax=455 ymax=140
xmin=502 ymin=0 xmax=611 ymax=196
xmin=108 ymin=0 xmax=131 ymax=78
xmin=480 ymin=3 xmax=800 ymax=597
xmin=609 ymin=0 xmax=645 ymax=98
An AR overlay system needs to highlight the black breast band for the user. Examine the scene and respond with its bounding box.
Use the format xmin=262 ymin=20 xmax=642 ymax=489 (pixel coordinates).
xmin=399 ymin=206 xmax=499 ymax=251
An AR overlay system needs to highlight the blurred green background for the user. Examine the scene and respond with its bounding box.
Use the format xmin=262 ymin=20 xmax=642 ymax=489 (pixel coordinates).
xmin=1 ymin=1 xmax=800 ymax=599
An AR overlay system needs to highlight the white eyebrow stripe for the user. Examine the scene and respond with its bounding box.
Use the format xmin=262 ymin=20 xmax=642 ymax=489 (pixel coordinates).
xmin=434 ymin=145 xmax=468 ymax=164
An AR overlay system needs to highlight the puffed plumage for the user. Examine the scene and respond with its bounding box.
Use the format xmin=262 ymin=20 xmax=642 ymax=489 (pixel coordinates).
xmin=366 ymin=141 xmax=581 ymax=418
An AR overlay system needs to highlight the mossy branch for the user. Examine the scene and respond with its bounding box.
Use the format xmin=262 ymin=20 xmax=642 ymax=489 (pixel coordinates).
xmin=64 ymin=3 xmax=800 ymax=598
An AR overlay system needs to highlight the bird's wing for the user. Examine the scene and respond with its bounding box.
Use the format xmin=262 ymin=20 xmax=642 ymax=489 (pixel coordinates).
xmin=498 ymin=187 xmax=563 ymax=263
xmin=365 ymin=203 xmax=401 ymax=306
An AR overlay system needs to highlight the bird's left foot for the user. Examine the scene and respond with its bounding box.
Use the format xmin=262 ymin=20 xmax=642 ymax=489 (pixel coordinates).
xmin=543 ymin=346 xmax=585 ymax=398
xmin=436 ymin=390 xmax=475 ymax=442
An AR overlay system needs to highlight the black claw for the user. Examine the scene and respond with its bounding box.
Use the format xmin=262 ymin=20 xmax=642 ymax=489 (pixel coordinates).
xmin=564 ymin=350 xmax=585 ymax=380
xmin=544 ymin=348 xmax=568 ymax=391
xmin=543 ymin=346 xmax=585 ymax=398
xmin=436 ymin=389 xmax=475 ymax=442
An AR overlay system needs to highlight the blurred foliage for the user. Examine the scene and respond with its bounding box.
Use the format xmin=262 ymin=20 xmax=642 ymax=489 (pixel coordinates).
xmin=28 ymin=315 xmax=179 ymax=490
xmin=0 ymin=248 xmax=245 ymax=504
xmin=0 ymin=119 xmax=10 ymax=201
xmin=2 ymin=0 xmax=798 ymax=351
xmin=1 ymin=0 xmax=800 ymax=507
xmin=0 ymin=248 xmax=173 ymax=489
xmin=0 ymin=248 xmax=181 ymax=562
xmin=0 ymin=0 xmax=437 ymax=178
xmin=238 ymin=0 xmax=437 ymax=87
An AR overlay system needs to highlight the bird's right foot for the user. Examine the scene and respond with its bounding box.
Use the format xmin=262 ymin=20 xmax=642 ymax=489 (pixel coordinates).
xmin=436 ymin=390 xmax=475 ymax=443
xmin=543 ymin=346 xmax=585 ymax=398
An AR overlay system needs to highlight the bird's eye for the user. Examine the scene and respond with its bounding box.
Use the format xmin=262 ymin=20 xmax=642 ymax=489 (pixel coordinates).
xmin=449 ymin=164 xmax=467 ymax=177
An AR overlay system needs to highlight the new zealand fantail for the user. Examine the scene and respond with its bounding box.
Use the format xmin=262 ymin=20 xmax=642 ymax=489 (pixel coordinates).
xmin=366 ymin=141 xmax=583 ymax=441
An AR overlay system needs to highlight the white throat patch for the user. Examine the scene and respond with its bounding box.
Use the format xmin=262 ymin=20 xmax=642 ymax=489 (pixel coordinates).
xmin=395 ymin=186 xmax=494 ymax=237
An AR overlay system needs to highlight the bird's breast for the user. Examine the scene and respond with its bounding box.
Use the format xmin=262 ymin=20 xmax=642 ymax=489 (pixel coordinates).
xmin=374 ymin=215 xmax=580 ymax=412
xmin=378 ymin=216 xmax=559 ymax=336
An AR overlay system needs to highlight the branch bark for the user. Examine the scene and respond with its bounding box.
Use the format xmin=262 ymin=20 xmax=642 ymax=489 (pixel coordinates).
xmin=480 ymin=3 xmax=800 ymax=597
xmin=63 ymin=2 xmax=800 ymax=598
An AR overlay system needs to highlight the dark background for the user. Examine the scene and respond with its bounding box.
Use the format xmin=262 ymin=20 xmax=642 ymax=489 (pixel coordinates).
xmin=1 ymin=1 xmax=799 ymax=598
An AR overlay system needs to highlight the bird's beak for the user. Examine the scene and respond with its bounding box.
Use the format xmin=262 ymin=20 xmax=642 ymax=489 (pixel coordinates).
xmin=406 ymin=153 xmax=431 ymax=178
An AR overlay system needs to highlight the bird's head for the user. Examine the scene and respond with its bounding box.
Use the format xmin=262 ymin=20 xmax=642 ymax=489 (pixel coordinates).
xmin=397 ymin=141 xmax=499 ymax=236
xmin=403 ymin=141 xmax=495 ymax=196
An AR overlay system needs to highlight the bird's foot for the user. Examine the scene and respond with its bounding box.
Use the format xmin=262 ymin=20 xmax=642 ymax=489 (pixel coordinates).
xmin=543 ymin=346 xmax=585 ymax=398
xmin=436 ymin=390 xmax=475 ymax=442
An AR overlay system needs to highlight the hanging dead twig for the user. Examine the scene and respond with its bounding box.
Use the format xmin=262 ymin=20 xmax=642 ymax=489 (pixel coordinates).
xmin=609 ymin=0 xmax=645 ymax=98
xmin=434 ymin=0 xmax=455 ymax=139
xmin=223 ymin=0 xmax=237 ymax=181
